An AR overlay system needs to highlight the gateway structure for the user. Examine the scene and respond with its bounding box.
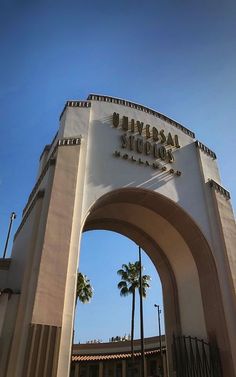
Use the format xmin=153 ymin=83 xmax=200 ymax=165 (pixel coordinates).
xmin=0 ymin=94 xmax=235 ymax=377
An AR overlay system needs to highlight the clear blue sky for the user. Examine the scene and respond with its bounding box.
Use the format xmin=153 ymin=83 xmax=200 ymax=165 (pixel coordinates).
xmin=0 ymin=0 xmax=235 ymax=342
xmin=76 ymin=230 xmax=164 ymax=343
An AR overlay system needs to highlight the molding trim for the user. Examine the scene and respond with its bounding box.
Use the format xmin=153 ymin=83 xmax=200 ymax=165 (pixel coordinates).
xmin=209 ymin=179 xmax=230 ymax=200
xmin=16 ymin=136 xmax=82 ymax=240
xmin=23 ymin=158 xmax=56 ymax=216
xmin=87 ymin=93 xmax=195 ymax=138
xmin=195 ymin=141 xmax=216 ymax=159
xmin=0 ymin=288 xmax=20 ymax=297
xmin=59 ymin=100 xmax=91 ymax=120
xmin=39 ymin=145 xmax=51 ymax=161
xmin=14 ymin=190 xmax=45 ymax=240
xmin=22 ymin=323 xmax=61 ymax=377
xmin=58 ymin=137 xmax=81 ymax=146
xmin=40 ymin=133 xmax=59 ymax=161
xmin=0 ymin=258 xmax=11 ymax=270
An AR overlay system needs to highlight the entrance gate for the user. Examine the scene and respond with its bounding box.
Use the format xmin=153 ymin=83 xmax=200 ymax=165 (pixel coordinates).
xmin=173 ymin=335 xmax=222 ymax=377
xmin=0 ymin=94 xmax=235 ymax=377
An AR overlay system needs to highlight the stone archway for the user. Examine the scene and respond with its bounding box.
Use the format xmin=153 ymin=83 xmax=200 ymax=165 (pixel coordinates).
xmin=82 ymin=187 xmax=232 ymax=376
xmin=1 ymin=94 xmax=236 ymax=377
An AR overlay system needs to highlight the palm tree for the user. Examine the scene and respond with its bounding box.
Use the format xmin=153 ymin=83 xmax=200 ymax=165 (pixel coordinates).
xmin=117 ymin=262 xmax=150 ymax=360
xmin=76 ymin=272 xmax=93 ymax=304
xmin=70 ymin=272 xmax=93 ymax=370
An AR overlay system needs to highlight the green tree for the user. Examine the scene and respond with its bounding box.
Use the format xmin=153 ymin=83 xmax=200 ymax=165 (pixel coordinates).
xmin=76 ymin=272 xmax=93 ymax=304
xmin=117 ymin=262 xmax=150 ymax=360
xmin=71 ymin=273 xmax=93 ymax=363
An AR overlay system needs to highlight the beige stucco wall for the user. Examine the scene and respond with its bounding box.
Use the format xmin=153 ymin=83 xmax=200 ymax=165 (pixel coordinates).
xmin=0 ymin=95 xmax=235 ymax=377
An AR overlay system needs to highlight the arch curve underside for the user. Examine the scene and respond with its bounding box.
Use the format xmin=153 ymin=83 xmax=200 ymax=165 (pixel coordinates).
xmin=83 ymin=187 xmax=232 ymax=376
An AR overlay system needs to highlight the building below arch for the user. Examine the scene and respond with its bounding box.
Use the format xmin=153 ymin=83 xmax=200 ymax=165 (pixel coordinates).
xmin=71 ymin=336 xmax=167 ymax=377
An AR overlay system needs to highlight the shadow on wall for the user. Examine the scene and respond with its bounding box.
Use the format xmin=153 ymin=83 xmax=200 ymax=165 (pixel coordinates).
xmin=86 ymin=117 xmax=210 ymax=233
xmin=86 ymin=116 xmax=181 ymax=191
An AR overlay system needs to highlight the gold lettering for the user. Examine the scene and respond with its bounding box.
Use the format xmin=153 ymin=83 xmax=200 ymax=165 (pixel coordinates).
xmin=153 ymin=143 xmax=159 ymax=158
xmin=146 ymin=124 xmax=151 ymax=138
xmin=167 ymin=149 xmax=174 ymax=163
xmin=113 ymin=112 xmax=119 ymax=127
xmin=152 ymin=127 xmax=159 ymax=141
xmin=131 ymin=119 xmax=135 ymax=133
xmin=159 ymin=146 xmax=167 ymax=160
xmin=129 ymin=135 xmax=135 ymax=150
xmin=137 ymin=138 xmax=144 ymax=153
xmin=160 ymin=130 xmax=166 ymax=143
xmin=145 ymin=141 xmax=152 ymax=155
xmin=122 ymin=116 xmax=128 ymax=131
xmin=137 ymin=121 xmax=144 ymax=135
xmin=114 ymin=150 xmax=121 ymax=157
xmin=121 ymin=134 xmax=128 ymax=148
xmin=113 ymin=115 xmax=180 ymax=170
xmin=174 ymin=135 xmax=180 ymax=148
xmin=167 ymin=132 xmax=174 ymax=146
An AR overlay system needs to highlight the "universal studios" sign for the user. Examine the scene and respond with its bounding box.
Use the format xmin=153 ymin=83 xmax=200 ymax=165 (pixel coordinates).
xmin=112 ymin=112 xmax=182 ymax=175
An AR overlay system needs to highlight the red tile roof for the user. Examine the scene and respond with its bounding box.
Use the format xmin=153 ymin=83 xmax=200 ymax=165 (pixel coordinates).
xmin=72 ymin=349 xmax=162 ymax=362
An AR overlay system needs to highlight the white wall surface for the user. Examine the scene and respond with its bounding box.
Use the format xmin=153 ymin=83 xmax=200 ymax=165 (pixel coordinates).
xmin=61 ymin=100 xmax=217 ymax=244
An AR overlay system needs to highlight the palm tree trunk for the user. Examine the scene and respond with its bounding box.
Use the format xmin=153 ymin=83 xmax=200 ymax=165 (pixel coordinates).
xmin=131 ymin=290 xmax=135 ymax=362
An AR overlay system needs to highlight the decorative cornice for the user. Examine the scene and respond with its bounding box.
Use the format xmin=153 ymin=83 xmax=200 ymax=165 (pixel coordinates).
xmin=14 ymin=190 xmax=45 ymax=240
xmin=22 ymin=158 xmax=56 ymax=216
xmin=40 ymin=133 xmax=59 ymax=161
xmin=59 ymin=101 xmax=91 ymax=120
xmin=0 ymin=288 xmax=20 ymax=298
xmin=39 ymin=145 xmax=50 ymax=161
xmin=58 ymin=137 xmax=81 ymax=146
xmin=50 ymin=131 xmax=59 ymax=146
xmin=195 ymin=141 xmax=216 ymax=159
xmin=209 ymin=179 xmax=230 ymax=200
xmin=87 ymin=94 xmax=195 ymax=139
xmin=0 ymin=258 xmax=11 ymax=270
xmin=19 ymin=136 xmax=82 ymax=238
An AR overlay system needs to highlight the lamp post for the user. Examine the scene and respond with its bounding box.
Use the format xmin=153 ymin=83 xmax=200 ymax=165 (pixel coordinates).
xmin=2 ymin=212 xmax=16 ymax=259
xmin=154 ymin=304 xmax=163 ymax=376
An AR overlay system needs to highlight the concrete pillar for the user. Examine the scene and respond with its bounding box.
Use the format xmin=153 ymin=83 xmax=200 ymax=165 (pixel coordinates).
xmin=122 ymin=360 xmax=126 ymax=377
xmin=99 ymin=362 xmax=103 ymax=377
xmin=86 ymin=365 xmax=90 ymax=377
xmin=162 ymin=353 xmax=168 ymax=377
xmin=144 ymin=358 xmax=147 ymax=377
xmin=74 ymin=363 xmax=79 ymax=377
xmin=0 ymin=294 xmax=8 ymax=335
xmin=4 ymin=141 xmax=85 ymax=377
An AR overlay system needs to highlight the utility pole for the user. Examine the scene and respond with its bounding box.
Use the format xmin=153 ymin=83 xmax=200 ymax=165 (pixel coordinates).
xmin=2 ymin=212 xmax=16 ymax=259
xmin=154 ymin=304 xmax=163 ymax=376
xmin=139 ymin=246 xmax=145 ymax=377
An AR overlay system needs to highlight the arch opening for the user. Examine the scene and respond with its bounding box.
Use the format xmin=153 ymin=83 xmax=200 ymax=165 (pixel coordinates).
xmin=75 ymin=229 xmax=165 ymax=342
xmin=73 ymin=229 xmax=166 ymax=377
xmin=77 ymin=187 xmax=230 ymax=375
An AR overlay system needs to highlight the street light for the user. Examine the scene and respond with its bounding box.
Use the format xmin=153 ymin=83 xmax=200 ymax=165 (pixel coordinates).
xmin=2 ymin=212 xmax=16 ymax=259
xmin=154 ymin=304 xmax=163 ymax=376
